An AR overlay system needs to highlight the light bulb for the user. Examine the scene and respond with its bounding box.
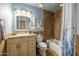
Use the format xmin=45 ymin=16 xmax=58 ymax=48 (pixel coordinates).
xmin=59 ymin=4 xmax=63 ymax=7
xmin=22 ymin=10 xmax=26 ymax=14
xmin=26 ymin=11 xmax=31 ymax=15
xmin=16 ymin=9 xmax=21 ymax=14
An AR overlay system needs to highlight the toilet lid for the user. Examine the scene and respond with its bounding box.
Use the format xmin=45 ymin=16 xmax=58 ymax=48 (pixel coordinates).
xmin=38 ymin=42 xmax=47 ymax=48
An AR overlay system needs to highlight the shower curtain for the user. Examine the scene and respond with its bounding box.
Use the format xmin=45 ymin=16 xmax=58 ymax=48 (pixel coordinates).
xmin=61 ymin=3 xmax=77 ymax=56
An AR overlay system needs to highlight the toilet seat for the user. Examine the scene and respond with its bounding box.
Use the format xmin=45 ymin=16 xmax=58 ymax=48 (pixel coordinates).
xmin=38 ymin=42 xmax=47 ymax=50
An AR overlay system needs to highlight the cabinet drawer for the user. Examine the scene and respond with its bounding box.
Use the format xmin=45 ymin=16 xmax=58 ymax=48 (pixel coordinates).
xmin=7 ymin=37 xmax=27 ymax=44
xmin=7 ymin=36 xmax=36 ymax=43
xmin=27 ymin=37 xmax=36 ymax=41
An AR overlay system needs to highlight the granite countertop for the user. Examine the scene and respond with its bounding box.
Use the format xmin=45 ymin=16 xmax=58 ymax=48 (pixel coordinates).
xmin=7 ymin=33 xmax=36 ymax=39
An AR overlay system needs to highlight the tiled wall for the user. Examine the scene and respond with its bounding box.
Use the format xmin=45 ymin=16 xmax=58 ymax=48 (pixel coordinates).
xmin=43 ymin=9 xmax=62 ymax=41
xmin=53 ymin=9 xmax=62 ymax=40
xmin=43 ymin=10 xmax=54 ymax=41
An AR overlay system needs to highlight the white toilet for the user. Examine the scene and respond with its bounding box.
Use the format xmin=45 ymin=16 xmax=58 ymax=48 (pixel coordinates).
xmin=37 ymin=34 xmax=47 ymax=56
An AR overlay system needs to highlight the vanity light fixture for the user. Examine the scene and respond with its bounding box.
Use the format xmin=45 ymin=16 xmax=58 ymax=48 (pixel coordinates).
xmin=16 ymin=9 xmax=32 ymax=17
xmin=21 ymin=10 xmax=26 ymax=14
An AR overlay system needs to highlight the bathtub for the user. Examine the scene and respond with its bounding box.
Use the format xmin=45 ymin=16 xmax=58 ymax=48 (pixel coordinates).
xmin=48 ymin=39 xmax=61 ymax=56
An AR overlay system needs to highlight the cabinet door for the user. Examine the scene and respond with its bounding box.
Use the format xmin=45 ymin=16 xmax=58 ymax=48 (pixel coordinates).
xmin=7 ymin=43 xmax=19 ymax=56
xmin=19 ymin=42 xmax=27 ymax=56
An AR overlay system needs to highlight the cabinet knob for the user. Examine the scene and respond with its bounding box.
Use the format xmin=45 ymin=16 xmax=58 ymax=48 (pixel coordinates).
xmin=16 ymin=44 xmax=18 ymax=48
xmin=16 ymin=44 xmax=20 ymax=48
xmin=18 ymin=44 xmax=20 ymax=48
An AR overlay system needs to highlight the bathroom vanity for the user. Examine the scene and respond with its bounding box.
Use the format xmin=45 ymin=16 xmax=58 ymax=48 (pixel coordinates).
xmin=7 ymin=34 xmax=36 ymax=56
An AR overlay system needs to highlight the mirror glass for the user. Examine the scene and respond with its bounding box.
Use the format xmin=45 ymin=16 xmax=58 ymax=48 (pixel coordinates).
xmin=15 ymin=15 xmax=30 ymax=31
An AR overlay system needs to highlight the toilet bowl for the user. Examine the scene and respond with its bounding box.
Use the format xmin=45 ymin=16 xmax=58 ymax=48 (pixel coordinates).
xmin=37 ymin=42 xmax=47 ymax=56
xmin=38 ymin=42 xmax=47 ymax=50
xmin=37 ymin=34 xmax=47 ymax=56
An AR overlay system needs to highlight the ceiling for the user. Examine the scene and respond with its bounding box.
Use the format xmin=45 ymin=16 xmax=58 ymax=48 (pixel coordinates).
xmin=25 ymin=3 xmax=61 ymax=12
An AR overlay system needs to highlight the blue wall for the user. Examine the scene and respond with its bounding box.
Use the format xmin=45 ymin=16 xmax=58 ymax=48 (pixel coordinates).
xmin=77 ymin=4 xmax=79 ymax=34
xmin=12 ymin=3 xmax=43 ymax=32
xmin=12 ymin=3 xmax=43 ymax=19
xmin=0 ymin=3 xmax=12 ymax=34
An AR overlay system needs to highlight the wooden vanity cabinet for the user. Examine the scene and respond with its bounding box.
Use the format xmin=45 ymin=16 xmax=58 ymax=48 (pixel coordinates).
xmin=7 ymin=35 xmax=36 ymax=56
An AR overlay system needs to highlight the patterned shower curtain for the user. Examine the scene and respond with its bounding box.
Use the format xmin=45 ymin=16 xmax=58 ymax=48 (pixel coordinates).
xmin=61 ymin=3 xmax=77 ymax=56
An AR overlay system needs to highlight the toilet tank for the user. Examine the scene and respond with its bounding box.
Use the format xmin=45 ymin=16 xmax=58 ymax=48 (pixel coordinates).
xmin=37 ymin=34 xmax=43 ymax=43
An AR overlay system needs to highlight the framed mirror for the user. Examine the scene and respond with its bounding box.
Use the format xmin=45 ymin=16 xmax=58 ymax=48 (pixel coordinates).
xmin=15 ymin=14 xmax=31 ymax=31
